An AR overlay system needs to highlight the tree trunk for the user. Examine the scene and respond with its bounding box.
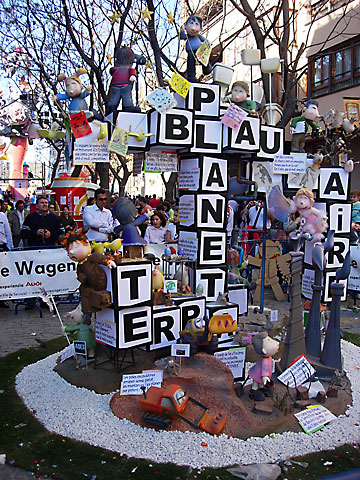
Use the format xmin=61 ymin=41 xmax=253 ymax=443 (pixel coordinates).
xmin=161 ymin=172 xmax=178 ymax=201
xmin=96 ymin=163 xmax=110 ymax=189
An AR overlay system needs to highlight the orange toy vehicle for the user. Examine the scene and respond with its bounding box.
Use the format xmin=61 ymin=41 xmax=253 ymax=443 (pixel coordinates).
xmin=139 ymin=384 xmax=226 ymax=434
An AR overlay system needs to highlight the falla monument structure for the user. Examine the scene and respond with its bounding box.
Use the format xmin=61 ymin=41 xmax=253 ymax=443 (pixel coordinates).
xmin=69 ymin=82 xmax=351 ymax=375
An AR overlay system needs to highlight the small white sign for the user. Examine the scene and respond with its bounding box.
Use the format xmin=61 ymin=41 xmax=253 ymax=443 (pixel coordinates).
xmin=120 ymin=371 xmax=163 ymax=395
xmin=273 ymin=154 xmax=306 ymax=174
xmin=270 ymin=310 xmax=278 ymax=322
xmin=171 ymin=343 xmax=190 ymax=357
xmin=294 ymin=405 xmax=337 ymax=434
xmin=278 ymin=354 xmax=315 ymax=388
xmin=214 ymin=347 xmax=246 ymax=380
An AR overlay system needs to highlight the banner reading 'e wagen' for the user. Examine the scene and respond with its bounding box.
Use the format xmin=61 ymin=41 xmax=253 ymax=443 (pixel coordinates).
xmin=0 ymin=249 xmax=79 ymax=300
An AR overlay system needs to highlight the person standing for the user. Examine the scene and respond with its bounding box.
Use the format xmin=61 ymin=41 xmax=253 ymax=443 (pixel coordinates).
xmin=144 ymin=212 xmax=167 ymax=243
xmin=8 ymin=200 xmax=29 ymax=247
xmin=83 ymin=189 xmax=114 ymax=242
xmin=21 ymin=196 xmax=64 ymax=247
xmin=59 ymin=205 xmax=77 ymax=232
xmin=0 ymin=211 xmax=12 ymax=308
xmin=149 ymin=194 xmax=160 ymax=209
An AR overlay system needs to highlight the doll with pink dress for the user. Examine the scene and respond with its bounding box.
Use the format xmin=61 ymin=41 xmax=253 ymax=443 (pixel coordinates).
xmin=249 ymin=332 xmax=279 ymax=401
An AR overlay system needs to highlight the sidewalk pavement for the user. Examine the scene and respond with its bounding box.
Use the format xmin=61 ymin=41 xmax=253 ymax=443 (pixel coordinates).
xmin=1 ymin=291 xmax=360 ymax=359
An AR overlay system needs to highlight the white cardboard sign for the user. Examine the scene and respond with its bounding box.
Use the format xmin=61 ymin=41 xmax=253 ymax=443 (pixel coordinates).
xmin=278 ymin=354 xmax=315 ymax=388
xmin=294 ymin=405 xmax=337 ymax=434
xmin=214 ymin=347 xmax=246 ymax=380
xmin=120 ymin=371 xmax=163 ymax=395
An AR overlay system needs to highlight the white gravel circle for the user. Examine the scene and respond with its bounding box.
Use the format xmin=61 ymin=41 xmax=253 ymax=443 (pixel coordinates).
xmin=15 ymin=341 xmax=360 ymax=468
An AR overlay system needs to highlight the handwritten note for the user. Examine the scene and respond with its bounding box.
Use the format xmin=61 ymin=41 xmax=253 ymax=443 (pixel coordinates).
xmin=278 ymin=354 xmax=315 ymax=388
xmin=95 ymin=317 xmax=116 ymax=348
xmin=69 ymin=111 xmax=92 ymax=138
xmin=221 ymin=104 xmax=248 ymax=130
xmin=109 ymin=127 xmax=129 ymax=155
xmin=179 ymin=195 xmax=195 ymax=226
xmin=178 ymin=230 xmax=198 ymax=260
xmin=170 ymin=72 xmax=191 ymax=98
xmin=273 ymin=154 xmax=307 ymax=174
xmin=120 ymin=371 xmax=163 ymax=395
xmin=214 ymin=347 xmax=246 ymax=380
xmin=294 ymin=405 xmax=337 ymax=434
xmin=196 ymin=39 xmax=211 ymax=66
xmin=74 ymin=142 xmax=109 ymax=165
xmin=146 ymin=88 xmax=177 ymax=113
xmin=144 ymin=151 xmax=178 ymax=172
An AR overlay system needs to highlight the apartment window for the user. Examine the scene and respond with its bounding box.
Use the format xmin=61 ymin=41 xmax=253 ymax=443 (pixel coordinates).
xmin=309 ymin=37 xmax=360 ymax=97
xmin=310 ymin=0 xmax=354 ymax=19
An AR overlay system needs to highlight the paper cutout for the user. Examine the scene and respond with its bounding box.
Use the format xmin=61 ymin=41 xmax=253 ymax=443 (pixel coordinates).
xmin=196 ymin=39 xmax=211 ymax=66
xmin=170 ymin=72 xmax=191 ymax=98
xmin=146 ymin=88 xmax=177 ymax=113
xmin=221 ymin=104 xmax=248 ymax=130
xmin=69 ymin=111 xmax=92 ymax=138
xmin=252 ymin=161 xmax=283 ymax=194
xmin=108 ymin=127 xmax=130 ymax=155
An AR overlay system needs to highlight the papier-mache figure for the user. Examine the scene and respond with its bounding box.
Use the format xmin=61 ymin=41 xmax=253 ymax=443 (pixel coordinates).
xmin=64 ymin=306 xmax=95 ymax=364
xmin=268 ymin=186 xmax=328 ymax=243
xmin=223 ymin=81 xmax=258 ymax=115
xmin=180 ymin=15 xmax=212 ymax=82
xmin=53 ymin=68 xmax=92 ymax=116
xmin=108 ymin=46 xmax=141 ymax=113
xmin=290 ymin=99 xmax=321 ymax=153
xmin=249 ymin=332 xmax=279 ymax=401
xmin=61 ymin=226 xmax=116 ymax=313
xmin=113 ymin=196 xmax=149 ymax=245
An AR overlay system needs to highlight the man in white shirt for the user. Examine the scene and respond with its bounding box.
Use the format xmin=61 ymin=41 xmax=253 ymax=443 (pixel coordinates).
xmin=0 ymin=211 xmax=12 ymax=251
xmin=83 ymin=189 xmax=114 ymax=242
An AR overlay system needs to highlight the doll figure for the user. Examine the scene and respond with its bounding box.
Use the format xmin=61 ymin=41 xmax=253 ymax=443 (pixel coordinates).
xmin=223 ymin=81 xmax=257 ymax=115
xmin=64 ymin=312 xmax=95 ymax=365
xmin=290 ymin=188 xmax=327 ymax=242
xmin=290 ymin=99 xmax=321 ymax=153
xmin=61 ymin=226 xmax=116 ymax=313
xmin=54 ymin=68 xmax=92 ymax=116
xmin=180 ymin=15 xmax=212 ymax=82
xmin=108 ymin=46 xmax=140 ymax=113
xmin=113 ymin=196 xmax=149 ymax=245
xmin=249 ymin=332 xmax=279 ymax=401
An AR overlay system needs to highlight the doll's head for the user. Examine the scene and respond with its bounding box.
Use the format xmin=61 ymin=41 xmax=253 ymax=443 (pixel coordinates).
xmin=184 ymin=15 xmax=202 ymax=36
xmin=57 ymin=68 xmax=88 ymax=98
xmin=115 ymin=46 xmax=134 ymax=66
xmin=113 ymin=196 xmax=137 ymax=225
xmin=303 ymin=99 xmax=320 ymax=121
xmin=252 ymin=332 xmax=279 ymax=357
xmin=230 ymin=81 xmax=249 ymax=103
xmin=61 ymin=226 xmax=91 ymax=263
xmin=293 ymin=188 xmax=314 ymax=210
